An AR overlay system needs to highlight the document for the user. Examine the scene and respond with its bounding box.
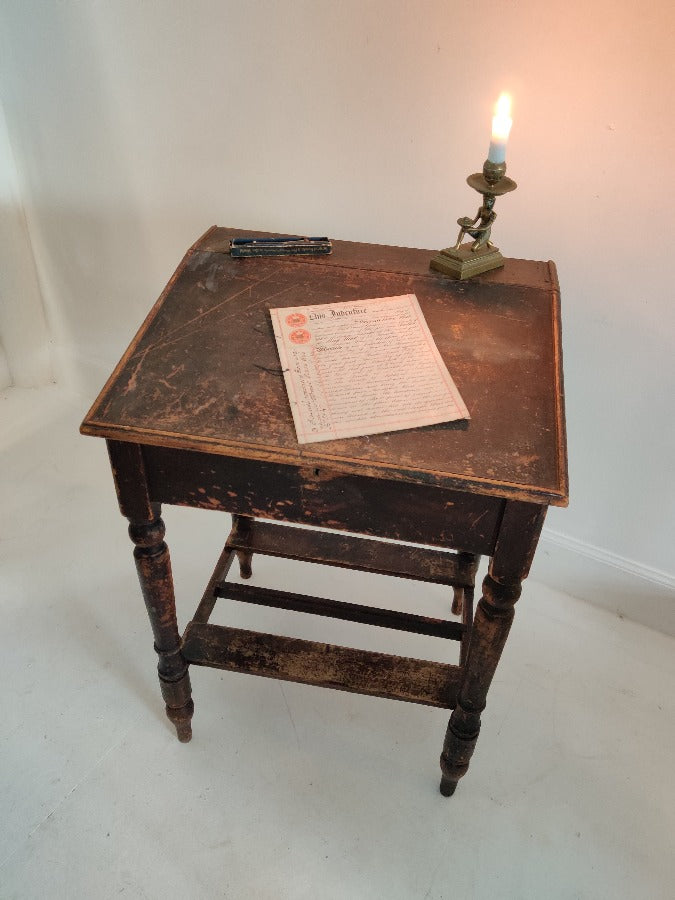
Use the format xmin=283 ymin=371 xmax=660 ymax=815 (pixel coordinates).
xmin=270 ymin=294 xmax=469 ymax=444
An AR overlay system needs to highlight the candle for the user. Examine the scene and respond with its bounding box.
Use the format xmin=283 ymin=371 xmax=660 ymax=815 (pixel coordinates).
xmin=487 ymin=93 xmax=512 ymax=164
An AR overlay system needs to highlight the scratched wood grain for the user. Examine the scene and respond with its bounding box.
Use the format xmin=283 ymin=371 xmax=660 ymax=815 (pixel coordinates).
xmin=82 ymin=227 xmax=568 ymax=506
xmin=141 ymin=444 xmax=503 ymax=552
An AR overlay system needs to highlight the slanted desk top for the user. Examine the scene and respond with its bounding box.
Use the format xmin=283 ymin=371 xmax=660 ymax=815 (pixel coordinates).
xmin=81 ymin=226 xmax=568 ymax=507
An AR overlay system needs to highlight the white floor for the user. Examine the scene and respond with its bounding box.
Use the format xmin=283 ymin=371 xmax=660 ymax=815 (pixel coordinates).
xmin=1 ymin=385 xmax=674 ymax=900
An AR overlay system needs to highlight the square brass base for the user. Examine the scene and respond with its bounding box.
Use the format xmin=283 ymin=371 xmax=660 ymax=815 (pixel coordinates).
xmin=430 ymin=244 xmax=504 ymax=280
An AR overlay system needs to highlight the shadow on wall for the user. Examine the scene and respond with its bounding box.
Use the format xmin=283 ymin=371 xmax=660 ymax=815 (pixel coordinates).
xmin=0 ymin=336 xmax=11 ymax=389
xmin=0 ymin=2 xmax=161 ymax=395
xmin=0 ymin=190 xmax=53 ymax=387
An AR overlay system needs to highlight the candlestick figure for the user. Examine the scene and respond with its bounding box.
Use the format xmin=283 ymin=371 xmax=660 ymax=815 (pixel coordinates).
xmin=453 ymin=195 xmax=497 ymax=252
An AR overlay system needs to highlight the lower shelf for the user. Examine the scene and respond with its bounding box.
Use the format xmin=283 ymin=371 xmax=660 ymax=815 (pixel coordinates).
xmin=182 ymin=622 xmax=461 ymax=709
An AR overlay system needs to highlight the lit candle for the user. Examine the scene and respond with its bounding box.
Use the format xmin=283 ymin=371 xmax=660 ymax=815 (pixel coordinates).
xmin=487 ymin=93 xmax=512 ymax=164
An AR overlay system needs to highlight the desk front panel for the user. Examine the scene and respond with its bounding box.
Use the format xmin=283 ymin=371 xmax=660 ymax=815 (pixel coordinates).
xmin=144 ymin=445 xmax=503 ymax=555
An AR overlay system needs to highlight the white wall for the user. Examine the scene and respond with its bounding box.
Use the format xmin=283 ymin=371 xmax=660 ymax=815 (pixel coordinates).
xmin=1 ymin=1 xmax=673 ymax=628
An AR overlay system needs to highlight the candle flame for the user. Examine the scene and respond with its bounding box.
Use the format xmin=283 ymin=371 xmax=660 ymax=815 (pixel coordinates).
xmin=492 ymin=93 xmax=513 ymax=141
xmin=495 ymin=93 xmax=511 ymax=118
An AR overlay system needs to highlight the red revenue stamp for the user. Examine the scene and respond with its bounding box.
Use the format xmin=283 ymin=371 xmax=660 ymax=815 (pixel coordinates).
xmin=289 ymin=329 xmax=312 ymax=344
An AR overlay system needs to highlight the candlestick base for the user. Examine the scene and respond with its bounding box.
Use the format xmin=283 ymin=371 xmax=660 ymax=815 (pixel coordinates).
xmin=430 ymin=243 xmax=504 ymax=280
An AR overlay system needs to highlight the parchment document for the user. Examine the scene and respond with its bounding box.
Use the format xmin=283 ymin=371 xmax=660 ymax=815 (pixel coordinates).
xmin=270 ymin=294 xmax=469 ymax=444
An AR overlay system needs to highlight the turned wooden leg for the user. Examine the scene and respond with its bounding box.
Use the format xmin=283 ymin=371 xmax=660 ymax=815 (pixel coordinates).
xmin=232 ymin=514 xmax=253 ymax=579
xmin=440 ymin=572 xmax=522 ymax=795
xmin=129 ymin=515 xmax=194 ymax=742
xmin=439 ymin=502 xmax=547 ymax=797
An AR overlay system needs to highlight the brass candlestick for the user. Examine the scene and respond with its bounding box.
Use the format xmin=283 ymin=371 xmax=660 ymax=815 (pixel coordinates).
xmin=430 ymin=158 xmax=517 ymax=279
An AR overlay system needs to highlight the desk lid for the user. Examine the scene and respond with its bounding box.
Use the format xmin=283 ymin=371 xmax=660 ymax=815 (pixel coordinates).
xmin=81 ymin=226 xmax=568 ymax=506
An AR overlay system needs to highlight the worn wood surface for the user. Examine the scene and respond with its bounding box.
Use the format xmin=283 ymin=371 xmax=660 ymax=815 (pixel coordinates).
xmin=224 ymin=519 xmax=475 ymax=587
xmin=142 ymin=445 xmax=503 ymax=553
xmin=82 ymin=227 xmax=568 ymax=506
xmin=182 ymin=622 xmax=462 ymax=708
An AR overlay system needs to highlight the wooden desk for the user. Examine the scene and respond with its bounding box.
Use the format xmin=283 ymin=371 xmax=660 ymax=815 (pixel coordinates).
xmin=81 ymin=227 xmax=568 ymax=796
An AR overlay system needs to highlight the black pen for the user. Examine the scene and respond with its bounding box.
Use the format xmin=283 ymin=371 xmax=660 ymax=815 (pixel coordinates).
xmin=230 ymin=236 xmax=332 ymax=257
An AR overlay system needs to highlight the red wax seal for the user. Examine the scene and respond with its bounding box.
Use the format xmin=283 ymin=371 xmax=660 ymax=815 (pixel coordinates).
xmin=286 ymin=313 xmax=307 ymax=327
xmin=289 ymin=329 xmax=311 ymax=344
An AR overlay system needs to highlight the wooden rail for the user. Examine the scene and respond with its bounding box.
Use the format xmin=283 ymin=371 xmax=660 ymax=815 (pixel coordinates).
xmin=215 ymin=581 xmax=465 ymax=640
xmin=182 ymin=622 xmax=461 ymax=709
xmin=225 ymin=521 xmax=473 ymax=587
